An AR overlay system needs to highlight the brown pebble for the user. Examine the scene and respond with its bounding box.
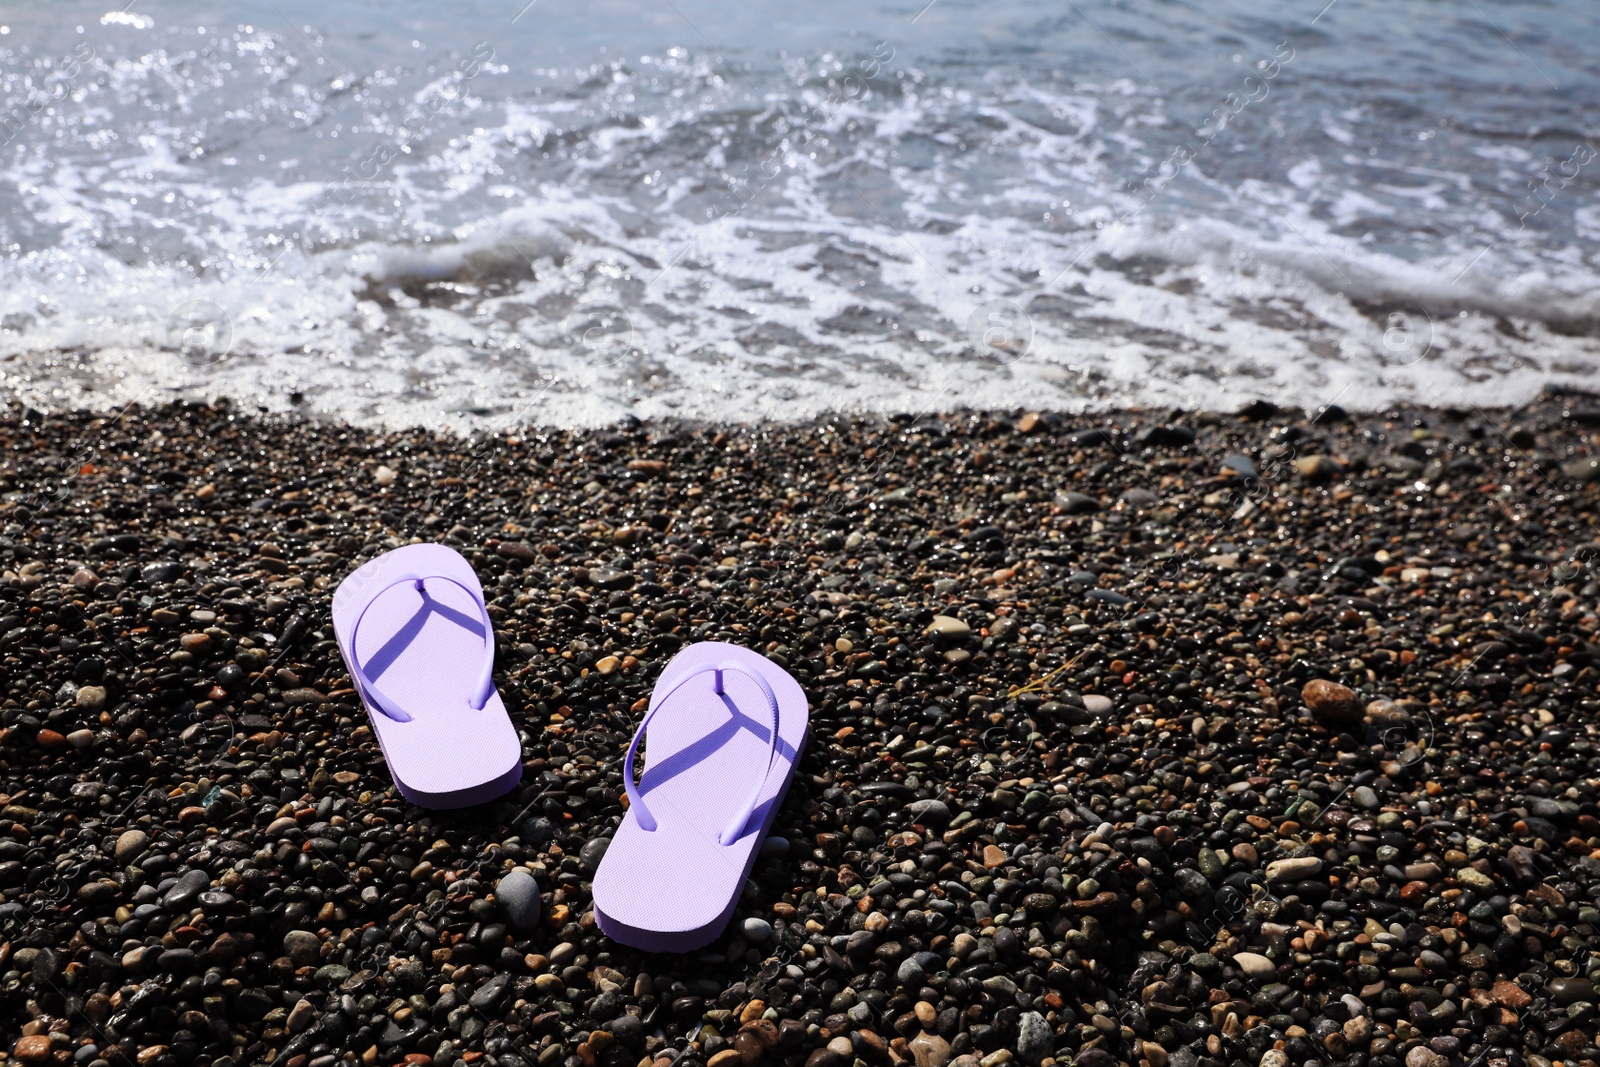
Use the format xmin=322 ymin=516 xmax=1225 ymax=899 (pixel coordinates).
xmin=1301 ymin=678 xmax=1363 ymax=726
xmin=1489 ymin=978 xmax=1532 ymax=1009
xmin=982 ymin=845 xmax=1006 ymax=869
xmin=36 ymin=729 xmax=66 ymax=749
xmin=13 ymin=1035 xmax=52 ymax=1063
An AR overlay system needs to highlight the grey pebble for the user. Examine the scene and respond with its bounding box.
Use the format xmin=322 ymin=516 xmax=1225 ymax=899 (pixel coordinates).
xmin=283 ymin=929 xmax=321 ymax=967
xmin=494 ymin=869 xmax=542 ymax=932
xmin=162 ymin=869 xmax=210 ymax=910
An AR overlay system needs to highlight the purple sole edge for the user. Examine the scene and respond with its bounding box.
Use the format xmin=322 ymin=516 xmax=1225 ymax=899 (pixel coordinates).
xmin=392 ymin=753 xmax=522 ymax=810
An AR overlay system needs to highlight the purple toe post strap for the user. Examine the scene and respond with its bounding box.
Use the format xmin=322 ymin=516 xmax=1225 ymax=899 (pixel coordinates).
xmin=625 ymin=661 xmax=780 ymax=846
xmin=348 ymin=571 xmax=496 ymax=723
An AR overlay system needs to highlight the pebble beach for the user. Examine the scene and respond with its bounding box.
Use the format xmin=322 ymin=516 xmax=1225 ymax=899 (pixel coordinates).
xmin=1 ymin=395 xmax=1599 ymax=1067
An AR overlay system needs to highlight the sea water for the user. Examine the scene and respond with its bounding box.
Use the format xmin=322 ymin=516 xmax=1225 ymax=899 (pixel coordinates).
xmin=0 ymin=0 xmax=1597 ymax=428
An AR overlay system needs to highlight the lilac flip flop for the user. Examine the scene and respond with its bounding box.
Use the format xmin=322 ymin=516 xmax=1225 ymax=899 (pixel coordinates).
xmin=593 ymin=641 xmax=808 ymax=952
xmin=332 ymin=543 xmax=521 ymax=809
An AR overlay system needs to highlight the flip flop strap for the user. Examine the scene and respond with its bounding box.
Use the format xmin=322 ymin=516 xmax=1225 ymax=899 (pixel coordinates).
xmin=624 ymin=660 xmax=781 ymax=846
xmin=348 ymin=572 xmax=496 ymax=723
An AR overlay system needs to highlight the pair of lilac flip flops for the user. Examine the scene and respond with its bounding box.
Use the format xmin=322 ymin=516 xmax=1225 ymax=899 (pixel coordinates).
xmin=332 ymin=543 xmax=809 ymax=952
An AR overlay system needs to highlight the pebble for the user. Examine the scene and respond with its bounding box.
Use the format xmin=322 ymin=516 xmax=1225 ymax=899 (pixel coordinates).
xmin=1080 ymin=694 xmax=1113 ymax=716
xmin=1055 ymin=491 xmax=1099 ymax=514
xmin=740 ymin=917 xmax=773 ymax=943
xmin=909 ymin=1032 xmax=952 ymax=1067
xmin=925 ymin=615 xmax=971 ymax=637
xmin=74 ymin=685 xmax=107 ymax=711
xmin=161 ymin=869 xmax=210 ymax=909
xmin=1232 ymin=952 xmax=1275 ymax=980
xmin=283 ymin=929 xmax=321 ymax=967
xmin=1015 ymin=1011 xmax=1052 ymax=1064
xmin=494 ymin=869 xmax=541 ymax=932
xmin=287 ymin=998 xmax=315 ymax=1033
xmin=579 ymin=836 xmax=610 ymax=873
xmin=1301 ymin=678 xmax=1363 ymax=726
xmin=1264 ymin=856 xmax=1322 ymax=883
xmin=114 ymin=830 xmax=149 ymax=864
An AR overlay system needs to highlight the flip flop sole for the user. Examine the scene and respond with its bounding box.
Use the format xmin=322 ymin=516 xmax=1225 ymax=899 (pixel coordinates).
xmin=592 ymin=642 xmax=808 ymax=952
xmin=595 ymin=732 xmax=808 ymax=952
xmin=332 ymin=544 xmax=522 ymax=809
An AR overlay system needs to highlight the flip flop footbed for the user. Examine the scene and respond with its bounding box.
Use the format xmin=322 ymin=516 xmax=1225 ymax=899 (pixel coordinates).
xmin=593 ymin=642 xmax=808 ymax=951
xmin=332 ymin=544 xmax=521 ymax=808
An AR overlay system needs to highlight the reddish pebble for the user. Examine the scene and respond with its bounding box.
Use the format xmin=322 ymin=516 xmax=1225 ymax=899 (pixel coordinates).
xmin=13 ymin=1035 xmax=52 ymax=1063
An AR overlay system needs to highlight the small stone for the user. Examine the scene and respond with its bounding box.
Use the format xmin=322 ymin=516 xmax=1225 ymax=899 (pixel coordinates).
xmin=1548 ymin=977 xmax=1595 ymax=1005
xmin=115 ymin=829 xmax=149 ymax=865
xmin=1489 ymin=979 xmax=1532 ymax=1008
xmin=898 ymin=955 xmax=928 ymax=988
xmin=925 ymin=615 xmax=970 ymax=637
xmin=287 ymin=998 xmax=316 ymax=1033
xmin=1455 ymin=867 xmax=1494 ymax=890
xmin=595 ymin=655 xmax=620 ymax=675
xmin=1405 ymin=1047 xmax=1443 ymax=1067
xmin=470 ymin=974 xmax=511 ymax=1011
xmin=1018 ymin=412 xmax=1042 ymax=433
xmin=66 ymin=729 xmax=94 ymax=748
xmin=1220 ymin=454 xmax=1257 ymax=478
xmin=1015 ymin=1011 xmax=1052 ymax=1065
xmin=1055 ymin=491 xmax=1100 ymax=514
xmin=283 ymin=929 xmax=321 ymax=967
xmin=1293 ymin=454 xmax=1344 ymax=479
xmin=495 ymin=869 xmax=542 ymax=932
xmin=907 ymin=799 xmax=952 ymax=827
xmin=982 ymin=845 xmax=1006 ymax=869
xmin=909 ymin=1032 xmax=952 ymax=1067
xmin=374 ymin=465 xmax=397 ymax=485
xmin=75 ymin=685 xmax=107 ymax=711
xmin=1265 ymin=856 xmax=1322 ymax=884
xmin=162 ymin=869 xmax=210 ymax=909
xmin=579 ymin=836 xmax=610 ymax=873
xmin=1081 ymin=694 xmax=1113 ymax=717
xmin=740 ymin=917 xmax=773 ymax=943
xmin=1259 ymin=1052 xmax=1288 ymax=1067
xmin=1562 ymin=456 xmax=1600 ymax=483
xmin=590 ymin=567 xmax=634 ymax=591
xmin=1232 ymin=952 xmax=1275 ymax=980
xmin=36 ymin=729 xmax=66 ymax=749
xmin=1301 ymin=679 xmax=1362 ymax=726
xmin=14 ymin=1035 xmax=52 ymax=1063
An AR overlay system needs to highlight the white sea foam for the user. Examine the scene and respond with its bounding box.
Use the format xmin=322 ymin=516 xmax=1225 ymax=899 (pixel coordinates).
xmin=1 ymin=0 xmax=1597 ymax=428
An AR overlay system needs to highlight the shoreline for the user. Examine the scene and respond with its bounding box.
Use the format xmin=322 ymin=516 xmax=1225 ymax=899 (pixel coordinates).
xmin=1 ymin=396 xmax=1598 ymax=1067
